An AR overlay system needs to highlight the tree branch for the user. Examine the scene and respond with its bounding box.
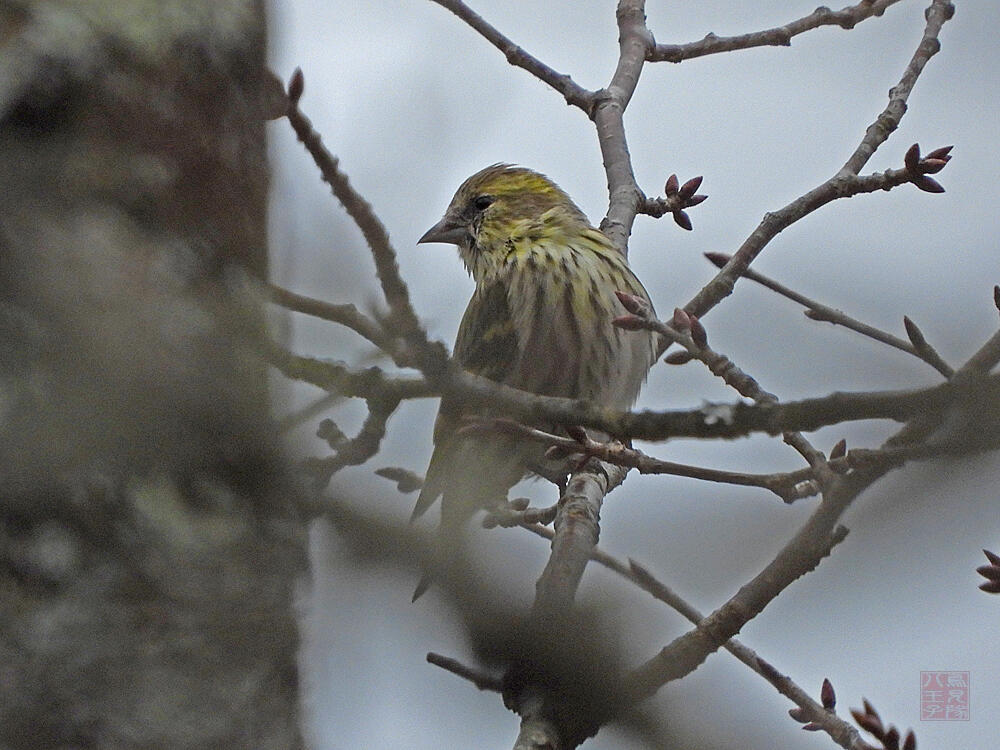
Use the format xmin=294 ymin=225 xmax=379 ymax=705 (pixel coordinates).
xmin=684 ymin=0 xmax=954 ymax=320
xmin=427 ymin=0 xmax=594 ymax=110
xmin=704 ymin=252 xmax=955 ymax=378
xmin=649 ymin=0 xmax=905 ymax=62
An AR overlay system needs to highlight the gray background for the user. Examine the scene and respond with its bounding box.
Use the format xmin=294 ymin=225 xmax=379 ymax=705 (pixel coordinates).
xmin=268 ymin=2 xmax=1000 ymax=747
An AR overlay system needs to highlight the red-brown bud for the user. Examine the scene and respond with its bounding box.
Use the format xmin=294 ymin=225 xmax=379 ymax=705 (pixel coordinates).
xmin=975 ymin=564 xmax=1000 ymax=581
xmin=689 ymin=314 xmax=708 ymax=348
xmin=615 ymin=290 xmax=649 ymax=315
xmin=664 ymin=173 xmax=679 ymax=196
xmin=820 ymin=678 xmax=836 ymax=710
xmin=979 ymin=579 xmax=1000 ymax=594
xmin=685 ymin=193 xmax=709 ymax=207
xmin=678 ymin=175 xmax=704 ymax=200
xmin=613 ymin=314 xmax=646 ymax=331
xmin=288 ymin=67 xmax=305 ymax=103
xmin=801 ymin=723 xmax=822 ymax=732
xmin=902 ymin=729 xmax=916 ymax=750
xmin=913 ymin=175 xmax=945 ymax=193
xmin=920 ymin=157 xmax=949 ymax=174
xmin=904 ymin=142 xmax=921 ymax=172
xmin=925 ymin=145 xmax=953 ymax=160
xmin=672 ymin=308 xmax=692 ymax=331
xmin=566 ymin=425 xmax=588 ymax=444
xmin=984 ymin=548 xmax=1000 ymax=566
xmin=704 ymin=251 xmax=731 ymax=269
xmin=673 ymin=210 xmax=693 ymax=230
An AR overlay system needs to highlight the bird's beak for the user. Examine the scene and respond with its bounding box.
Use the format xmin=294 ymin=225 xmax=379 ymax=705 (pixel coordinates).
xmin=418 ymin=216 xmax=467 ymax=245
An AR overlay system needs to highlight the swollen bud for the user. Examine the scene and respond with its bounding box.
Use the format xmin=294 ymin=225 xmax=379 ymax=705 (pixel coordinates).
xmin=689 ymin=314 xmax=708 ymax=349
xmin=672 ymin=308 xmax=692 ymax=331
xmin=925 ymin=145 xmax=953 ymax=160
xmin=673 ymin=209 xmax=693 ymax=231
xmin=288 ymin=67 xmax=305 ymax=103
xmin=830 ymin=439 xmax=847 ymax=460
xmin=820 ymin=678 xmax=836 ymax=710
xmin=704 ymin=251 xmax=731 ymax=269
xmin=913 ymin=175 xmax=945 ymax=193
xmin=903 ymin=316 xmax=927 ymax=348
xmin=678 ymin=175 xmax=704 ymax=200
xmin=613 ymin=314 xmax=647 ymax=331
xmin=615 ymin=290 xmax=649 ymax=316
xmin=664 ymin=350 xmax=694 ymax=365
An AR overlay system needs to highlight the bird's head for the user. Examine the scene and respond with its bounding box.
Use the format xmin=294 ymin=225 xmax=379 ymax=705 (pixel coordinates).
xmin=418 ymin=164 xmax=588 ymax=278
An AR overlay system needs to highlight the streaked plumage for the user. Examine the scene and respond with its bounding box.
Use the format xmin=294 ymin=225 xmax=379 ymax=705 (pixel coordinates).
xmin=412 ymin=165 xmax=656 ymax=599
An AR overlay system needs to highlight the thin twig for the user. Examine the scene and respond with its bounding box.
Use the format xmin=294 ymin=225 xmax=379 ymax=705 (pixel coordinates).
xmin=427 ymin=652 xmax=503 ymax=693
xmin=521 ymin=522 xmax=871 ymax=750
xmin=267 ymin=282 xmax=396 ymax=357
xmin=703 ymin=252 xmax=955 ymax=378
xmin=285 ymin=70 xmax=446 ymax=376
xmin=263 ymin=340 xmax=433 ymax=401
xmin=304 ymin=396 xmax=401 ymax=486
xmin=650 ymin=0 xmax=905 ymax=62
xmin=277 ymin=392 xmax=342 ymax=433
xmin=622 ymin=305 xmax=833 ymax=477
xmin=491 ymin=421 xmax=817 ymax=502
xmin=685 ymin=0 xmax=954 ymax=320
xmin=427 ymin=0 xmax=594 ymax=110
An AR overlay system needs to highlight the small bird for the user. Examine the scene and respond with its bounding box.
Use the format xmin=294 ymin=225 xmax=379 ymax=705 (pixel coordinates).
xmin=411 ymin=164 xmax=657 ymax=599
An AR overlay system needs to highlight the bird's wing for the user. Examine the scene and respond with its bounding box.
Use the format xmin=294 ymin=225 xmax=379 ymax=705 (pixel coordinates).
xmin=411 ymin=277 xmax=522 ymax=521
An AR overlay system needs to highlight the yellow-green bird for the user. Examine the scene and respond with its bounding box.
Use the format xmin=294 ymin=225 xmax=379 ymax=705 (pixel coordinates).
xmin=412 ymin=164 xmax=657 ymax=599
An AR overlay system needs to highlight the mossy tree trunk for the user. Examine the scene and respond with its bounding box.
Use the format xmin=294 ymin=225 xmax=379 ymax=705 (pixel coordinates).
xmin=0 ymin=3 xmax=307 ymax=748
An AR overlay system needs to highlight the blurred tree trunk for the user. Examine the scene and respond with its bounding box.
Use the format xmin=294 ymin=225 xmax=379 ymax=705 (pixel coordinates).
xmin=0 ymin=2 xmax=307 ymax=748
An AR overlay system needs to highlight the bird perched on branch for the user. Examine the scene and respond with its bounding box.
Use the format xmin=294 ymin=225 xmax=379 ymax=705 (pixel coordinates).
xmin=411 ymin=164 xmax=657 ymax=600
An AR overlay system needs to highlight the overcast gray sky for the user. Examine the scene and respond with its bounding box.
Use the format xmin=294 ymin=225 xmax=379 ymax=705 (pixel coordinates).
xmin=267 ymin=2 xmax=1000 ymax=748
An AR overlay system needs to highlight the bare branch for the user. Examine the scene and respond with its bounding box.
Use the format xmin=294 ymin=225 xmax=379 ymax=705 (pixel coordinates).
xmin=842 ymin=1 xmax=954 ymax=175
xmin=491 ymin=421 xmax=818 ymax=502
xmin=268 ymin=331 xmax=1000 ymax=443
xmin=529 ymin=462 xmax=629 ymax=623
xmin=594 ymin=0 xmax=655 ymax=251
xmin=263 ymin=340 xmax=433 ymax=402
xmin=685 ymin=1 xmax=954 ymax=319
xmin=267 ymin=282 xmax=396 ymax=354
xmin=704 ymin=252 xmax=955 ymax=378
xmin=649 ymin=0 xmax=906 ymax=62
xmin=427 ymin=0 xmax=594 ymax=110
xmin=517 ymin=526 xmax=871 ymax=749
xmin=304 ymin=397 xmax=401 ymax=486
xmin=624 ymin=473 xmax=860 ymax=703
xmin=284 ymin=70 xmax=448 ymax=376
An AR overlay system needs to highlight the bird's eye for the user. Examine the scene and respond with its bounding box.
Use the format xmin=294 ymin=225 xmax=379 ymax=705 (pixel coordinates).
xmin=472 ymin=195 xmax=494 ymax=211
